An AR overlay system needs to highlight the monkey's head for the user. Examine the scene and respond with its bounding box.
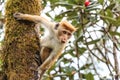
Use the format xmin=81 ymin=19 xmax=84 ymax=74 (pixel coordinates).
xmin=57 ymin=20 xmax=77 ymax=43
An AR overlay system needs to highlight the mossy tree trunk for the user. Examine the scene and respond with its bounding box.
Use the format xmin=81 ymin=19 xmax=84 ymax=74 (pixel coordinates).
xmin=1 ymin=0 xmax=42 ymax=80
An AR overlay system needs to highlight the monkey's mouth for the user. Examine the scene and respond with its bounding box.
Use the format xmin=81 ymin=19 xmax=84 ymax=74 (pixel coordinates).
xmin=61 ymin=41 xmax=66 ymax=43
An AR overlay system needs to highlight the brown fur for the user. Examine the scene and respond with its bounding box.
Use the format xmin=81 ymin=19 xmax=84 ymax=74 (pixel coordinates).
xmin=40 ymin=47 xmax=52 ymax=62
xmin=60 ymin=20 xmax=77 ymax=32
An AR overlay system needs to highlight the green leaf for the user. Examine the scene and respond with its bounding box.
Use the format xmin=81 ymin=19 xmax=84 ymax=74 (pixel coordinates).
xmin=80 ymin=63 xmax=92 ymax=70
xmin=55 ymin=10 xmax=73 ymax=21
xmin=113 ymin=17 xmax=120 ymax=26
xmin=45 ymin=13 xmax=53 ymax=19
xmin=68 ymin=49 xmax=76 ymax=57
xmin=85 ymin=73 xmax=94 ymax=80
xmin=109 ymin=31 xmax=120 ymax=36
xmin=75 ymin=0 xmax=85 ymax=5
xmin=106 ymin=9 xmax=113 ymax=17
xmin=98 ymin=0 xmax=104 ymax=5
xmin=85 ymin=39 xmax=100 ymax=45
xmin=77 ymin=35 xmax=84 ymax=42
xmin=67 ymin=0 xmax=77 ymax=4
xmin=42 ymin=76 xmax=51 ymax=80
xmin=50 ymin=0 xmax=58 ymax=3
xmin=78 ymin=47 xmax=87 ymax=54
xmin=105 ymin=3 xmax=116 ymax=10
xmin=63 ymin=59 xmax=71 ymax=64
xmin=61 ymin=48 xmax=75 ymax=57
xmin=100 ymin=15 xmax=116 ymax=22
xmin=63 ymin=66 xmax=76 ymax=75
xmin=72 ymin=20 xmax=78 ymax=26
xmin=54 ymin=2 xmax=73 ymax=9
xmin=85 ymin=7 xmax=100 ymax=12
xmin=116 ymin=0 xmax=120 ymax=3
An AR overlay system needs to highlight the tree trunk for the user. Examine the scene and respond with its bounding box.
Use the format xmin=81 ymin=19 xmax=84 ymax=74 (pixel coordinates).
xmin=1 ymin=0 xmax=42 ymax=80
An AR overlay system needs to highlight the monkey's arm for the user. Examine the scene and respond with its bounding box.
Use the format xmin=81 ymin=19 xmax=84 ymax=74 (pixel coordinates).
xmin=13 ymin=13 xmax=55 ymax=29
xmin=38 ymin=50 xmax=62 ymax=78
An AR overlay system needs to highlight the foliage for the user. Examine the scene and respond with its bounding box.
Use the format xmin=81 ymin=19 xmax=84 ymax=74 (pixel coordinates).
xmin=41 ymin=0 xmax=120 ymax=80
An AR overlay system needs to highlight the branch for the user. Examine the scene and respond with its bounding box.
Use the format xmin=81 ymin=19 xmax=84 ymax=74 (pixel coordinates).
xmin=113 ymin=36 xmax=119 ymax=80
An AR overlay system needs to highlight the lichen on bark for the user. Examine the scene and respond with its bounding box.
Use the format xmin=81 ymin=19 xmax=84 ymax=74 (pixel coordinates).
xmin=1 ymin=0 xmax=42 ymax=80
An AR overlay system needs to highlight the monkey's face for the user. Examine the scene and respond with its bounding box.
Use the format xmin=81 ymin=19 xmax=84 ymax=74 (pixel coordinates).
xmin=58 ymin=29 xmax=72 ymax=43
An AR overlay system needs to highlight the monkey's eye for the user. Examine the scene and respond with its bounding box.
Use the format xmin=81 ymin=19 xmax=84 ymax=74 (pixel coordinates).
xmin=68 ymin=33 xmax=71 ymax=36
xmin=63 ymin=31 xmax=67 ymax=34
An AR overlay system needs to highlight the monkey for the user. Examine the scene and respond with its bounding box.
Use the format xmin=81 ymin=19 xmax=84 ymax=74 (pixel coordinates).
xmin=13 ymin=12 xmax=77 ymax=80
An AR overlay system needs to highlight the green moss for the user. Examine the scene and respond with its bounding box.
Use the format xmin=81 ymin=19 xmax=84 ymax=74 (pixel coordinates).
xmin=2 ymin=0 xmax=42 ymax=80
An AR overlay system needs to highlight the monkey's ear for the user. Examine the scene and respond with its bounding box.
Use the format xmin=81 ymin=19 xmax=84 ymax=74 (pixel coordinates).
xmin=60 ymin=20 xmax=77 ymax=32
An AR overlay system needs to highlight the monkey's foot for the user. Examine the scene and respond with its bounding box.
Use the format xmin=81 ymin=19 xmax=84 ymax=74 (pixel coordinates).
xmin=37 ymin=67 xmax=43 ymax=80
xmin=38 ymin=69 xmax=42 ymax=77
xmin=37 ymin=67 xmax=47 ymax=80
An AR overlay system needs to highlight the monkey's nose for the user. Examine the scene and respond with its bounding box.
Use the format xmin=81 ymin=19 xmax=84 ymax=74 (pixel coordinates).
xmin=61 ymin=38 xmax=67 ymax=43
xmin=61 ymin=40 xmax=65 ymax=43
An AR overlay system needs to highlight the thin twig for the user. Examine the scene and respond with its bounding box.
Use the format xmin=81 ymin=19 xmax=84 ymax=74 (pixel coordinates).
xmin=113 ymin=36 xmax=119 ymax=80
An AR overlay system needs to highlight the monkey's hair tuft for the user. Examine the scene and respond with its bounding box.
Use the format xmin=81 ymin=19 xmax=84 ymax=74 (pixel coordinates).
xmin=60 ymin=20 xmax=77 ymax=32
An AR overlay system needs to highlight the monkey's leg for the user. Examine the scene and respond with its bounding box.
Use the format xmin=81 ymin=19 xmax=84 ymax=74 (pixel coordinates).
xmin=40 ymin=47 xmax=52 ymax=62
xmin=37 ymin=47 xmax=52 ymax=80
xmin=37 ymin=51 xmax=58 ymax=79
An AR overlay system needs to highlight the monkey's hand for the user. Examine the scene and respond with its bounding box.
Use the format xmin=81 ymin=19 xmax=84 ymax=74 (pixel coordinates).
xmin=13 ymin=12 xmax=24 ymax=20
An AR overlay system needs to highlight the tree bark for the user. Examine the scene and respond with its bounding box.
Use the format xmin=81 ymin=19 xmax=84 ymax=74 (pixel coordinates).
xmin=1 ymin=0 xmax=42 ymax=80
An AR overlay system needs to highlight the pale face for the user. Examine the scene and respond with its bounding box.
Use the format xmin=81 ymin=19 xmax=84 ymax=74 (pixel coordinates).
xmin=58 ymin=28 xmax=72 ymax=43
